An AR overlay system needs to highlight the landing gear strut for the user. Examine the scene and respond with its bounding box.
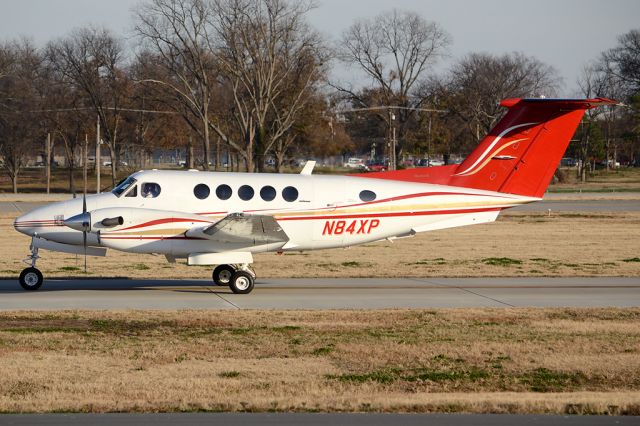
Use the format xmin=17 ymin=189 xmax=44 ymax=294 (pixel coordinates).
xmin=212 ymin=264 xmax=256 ymax=294
xmin=19 ymin=237 xmax=44 ymax=291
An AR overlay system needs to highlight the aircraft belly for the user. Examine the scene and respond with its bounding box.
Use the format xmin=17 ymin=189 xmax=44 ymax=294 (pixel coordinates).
xmin=99 ymin=237 xmax=174 ymax=254
xmin=169 ymin=240 xmax=286 ymax=257
xmin=36 ymin=231 xmax=99 ymax=246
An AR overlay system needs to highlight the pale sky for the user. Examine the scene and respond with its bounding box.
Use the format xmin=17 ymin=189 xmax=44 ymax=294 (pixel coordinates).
xmin=0 ymin=0 xmax=638 ymax=96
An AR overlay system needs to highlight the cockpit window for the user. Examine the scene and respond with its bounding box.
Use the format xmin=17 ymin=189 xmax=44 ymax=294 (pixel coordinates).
xmin=112 ymin=176 xmax=137 ymax=197
xmin=125 ymin=185 xmax=137 ymax=197
xmin=141 ymin=182 xmax=161 ymax=198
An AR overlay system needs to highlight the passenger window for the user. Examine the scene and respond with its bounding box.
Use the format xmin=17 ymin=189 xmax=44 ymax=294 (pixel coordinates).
xmin=359 ymin=190 xmax=376 ymax=202
xmin=282 ymin=186 xmax=298 ymax=202
xmin=194 ymin=184 xmax=210 ymax=200
xmin=216 ymin=184 xmax=232 ymax=200
xmin=238 ymin=185 xmax=254 ymax=201
xmin=260 ymin=185 xmax=276 ymax=201
xmin=125 ymin=185 xmax=137 ymax=197
xmin=141 ymin=182 xmax=161 ymax=198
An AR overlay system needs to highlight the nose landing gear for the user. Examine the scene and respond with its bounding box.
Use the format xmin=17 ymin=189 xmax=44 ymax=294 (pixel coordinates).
xmin=19 ymin=237 xmax=44 ymax=291
xmin=212 ymin=264 xmax=256 ymax=294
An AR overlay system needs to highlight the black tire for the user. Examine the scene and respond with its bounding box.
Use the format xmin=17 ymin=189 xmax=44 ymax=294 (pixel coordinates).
xmin=229 ymin=271 xmax=254 ymax=294
xmin=19 ymin=267 xmax=43 ymax=291
xmin=212 ymin=264 xmax=235 ymax=286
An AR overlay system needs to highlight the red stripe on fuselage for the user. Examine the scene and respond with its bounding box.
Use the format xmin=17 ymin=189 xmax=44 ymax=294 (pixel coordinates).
xmin=277 ymin=206 xmax=502 ymax=221
xmin=118 ymin=217 xmax=215 ymax=231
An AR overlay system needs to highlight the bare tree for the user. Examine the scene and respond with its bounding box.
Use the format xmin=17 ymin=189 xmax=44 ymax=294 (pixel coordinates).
xmin=600 ymin=29 xmax=640 ymax=99
xmin=337 ymin=9 xmax=450 ymax=158
xmin=135 ymin=0 xmax=328 ymax=172
xmin=437 ymin=52 xmax=560 ymax=146
xmin=210 ymin=0 xmax=328 ymax=171
xmin=46 ymin=26 xmax=128 ymax=187
xmin=0 ymin=39 xmax=42 ymax=193
xmin=134 ymin=0 xmax=220 ymax=170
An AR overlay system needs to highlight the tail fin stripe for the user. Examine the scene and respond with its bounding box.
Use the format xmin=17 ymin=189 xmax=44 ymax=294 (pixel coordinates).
xmin=454 ymin=122 xmax=538 ymax=176
xmin=457 ymin=138 xmax=526 ymax=176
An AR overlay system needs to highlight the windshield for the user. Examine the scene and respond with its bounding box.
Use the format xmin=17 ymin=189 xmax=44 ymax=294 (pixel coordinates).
xmin=112 ymin=176 xmax=137 ymax=197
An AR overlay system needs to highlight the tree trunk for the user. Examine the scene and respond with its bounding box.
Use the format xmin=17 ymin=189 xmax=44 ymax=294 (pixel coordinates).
xmin=187 ymin=142 xmax=194 ymax=169
xmin=255 ymin=126 xmax=266 ymax=173
xmin=215 ymin=137 xmax=221 ymax=171
xmin=108 ymin=144 xmax=117 ymax=188
xmin=275 ymin=151 xmax=285 ymax=173
xmin=202 ymin=118 xmax=210 ymax=171
xmin=11 ymin=169 xmax=18 ymax=194
xmin=68 ymin=162 xmax=75 ymax=195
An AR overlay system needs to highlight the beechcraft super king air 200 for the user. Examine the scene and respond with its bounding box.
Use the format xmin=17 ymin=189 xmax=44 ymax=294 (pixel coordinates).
xmin=14 ymin=98 xmax=616 ymax=294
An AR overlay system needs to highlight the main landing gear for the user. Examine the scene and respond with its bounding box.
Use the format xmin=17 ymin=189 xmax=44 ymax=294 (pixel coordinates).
xmin=19 ymin=238 xmax=44 ymax=291
xmin=212 ymin=264 xmax=256 ymax=294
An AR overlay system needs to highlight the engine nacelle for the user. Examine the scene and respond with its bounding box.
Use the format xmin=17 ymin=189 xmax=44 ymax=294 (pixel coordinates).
xmin=85 ymin=207 xmax=214 ymax=234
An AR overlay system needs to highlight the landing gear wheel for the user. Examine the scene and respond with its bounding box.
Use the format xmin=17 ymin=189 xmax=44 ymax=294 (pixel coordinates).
xmin=19 ymin=267 xmax=43 ymax=291
xmin=229 ymin=271 xmax=254 ymax=294
xmin=212 ymin=264 xmax=235 ymax=286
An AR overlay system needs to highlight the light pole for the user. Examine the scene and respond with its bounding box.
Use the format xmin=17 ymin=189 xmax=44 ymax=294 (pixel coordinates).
xmin=96 ymin=115 xmax=101 ymax=194
xmin=390 ymin=112 xmax=397 ymax=170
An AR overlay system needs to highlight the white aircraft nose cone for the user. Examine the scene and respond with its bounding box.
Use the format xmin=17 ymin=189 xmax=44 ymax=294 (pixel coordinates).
xmin=14 ymin=211 xmax=35 ymax=236
xmin=63 ymin=212 xmax=91 ymax=232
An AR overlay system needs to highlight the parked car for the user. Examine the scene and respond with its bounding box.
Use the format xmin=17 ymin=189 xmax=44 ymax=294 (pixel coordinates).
xmin=417 ymin=158 xmax=444 ymax=167
xmin=366 ymin=161 xmax=387 ymax=172
xmin=103 ymin=160 xmax=128 ymax=167
xmin=343 ymin=158 xmax=366 ymax=168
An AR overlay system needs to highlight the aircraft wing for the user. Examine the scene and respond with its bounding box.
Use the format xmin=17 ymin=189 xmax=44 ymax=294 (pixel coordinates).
xmin=188 ymin=213 xmax=289 ymax=246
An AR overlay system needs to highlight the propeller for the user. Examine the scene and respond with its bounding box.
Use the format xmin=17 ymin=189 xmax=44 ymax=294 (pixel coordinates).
xmin=63 ymin=194 xmax=91 ymax=273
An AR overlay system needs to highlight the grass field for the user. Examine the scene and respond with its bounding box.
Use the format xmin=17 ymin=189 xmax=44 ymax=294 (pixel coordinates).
xmin=0 ymin=309 xmax=638 ymax=414
xmin=1 ymin=211 xmax=639 ymax=280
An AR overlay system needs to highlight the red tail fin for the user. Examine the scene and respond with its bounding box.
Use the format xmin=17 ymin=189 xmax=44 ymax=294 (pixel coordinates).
xmin=362 ymin=98 xmax=617 ymax=197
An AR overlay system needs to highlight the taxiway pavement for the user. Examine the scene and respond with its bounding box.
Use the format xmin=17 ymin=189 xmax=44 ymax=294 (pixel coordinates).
xmin=0 ymin=277 xmax=638 ymax=310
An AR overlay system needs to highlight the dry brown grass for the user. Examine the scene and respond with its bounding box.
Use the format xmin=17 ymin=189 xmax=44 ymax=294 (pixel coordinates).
xmin=1 ymin=211 xmax=639 ymax=279
xmin=0 ymin=308 xmax=638 ymax=413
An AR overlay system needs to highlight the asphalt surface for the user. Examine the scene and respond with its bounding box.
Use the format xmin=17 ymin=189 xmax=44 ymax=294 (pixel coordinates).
xmin=1 ymin=277 xmax=638 ymax=310
xmin=0 ymin=413 xmax=637 ymax=426
xmin=510 ymin=199 xmax=640 ymax=212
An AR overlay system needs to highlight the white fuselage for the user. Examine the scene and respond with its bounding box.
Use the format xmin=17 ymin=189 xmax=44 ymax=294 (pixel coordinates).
xmin=14 ymin=170 xmax=538 ymax=259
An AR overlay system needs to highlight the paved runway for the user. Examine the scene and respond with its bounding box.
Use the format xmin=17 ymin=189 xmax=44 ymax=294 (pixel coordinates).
xmin=0 ymin=277 xmax=638 ymax=310
xmin=510 ymin=199 xmax=640 ymax=212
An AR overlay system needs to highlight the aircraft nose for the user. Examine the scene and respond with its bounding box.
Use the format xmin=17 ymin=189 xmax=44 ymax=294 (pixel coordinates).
xmin=14 ymin=205 xmax=60 ymax=236
xmin=14 ymin=210 xmax=38 ymax=236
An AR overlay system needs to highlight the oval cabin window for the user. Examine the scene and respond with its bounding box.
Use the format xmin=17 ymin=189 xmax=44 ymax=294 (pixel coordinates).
xmin=282 ymin=186 xmax=298 ymax=202
xmin=216 ymin=184 xmax=232 ymax=200
xmin=260 ymin=185 xmax=276 ymax=201
xmin=359 ymin=190 xmax=376 ymax=202
xmin=238 ymin=185 xmax=254 ymax=201
xmin=194 ymin=184 xmax=210 ymax=200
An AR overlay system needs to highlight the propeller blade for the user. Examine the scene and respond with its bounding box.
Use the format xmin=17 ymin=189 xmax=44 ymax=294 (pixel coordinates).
xmin=83 ymin=230 xmax=87 ymax=273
